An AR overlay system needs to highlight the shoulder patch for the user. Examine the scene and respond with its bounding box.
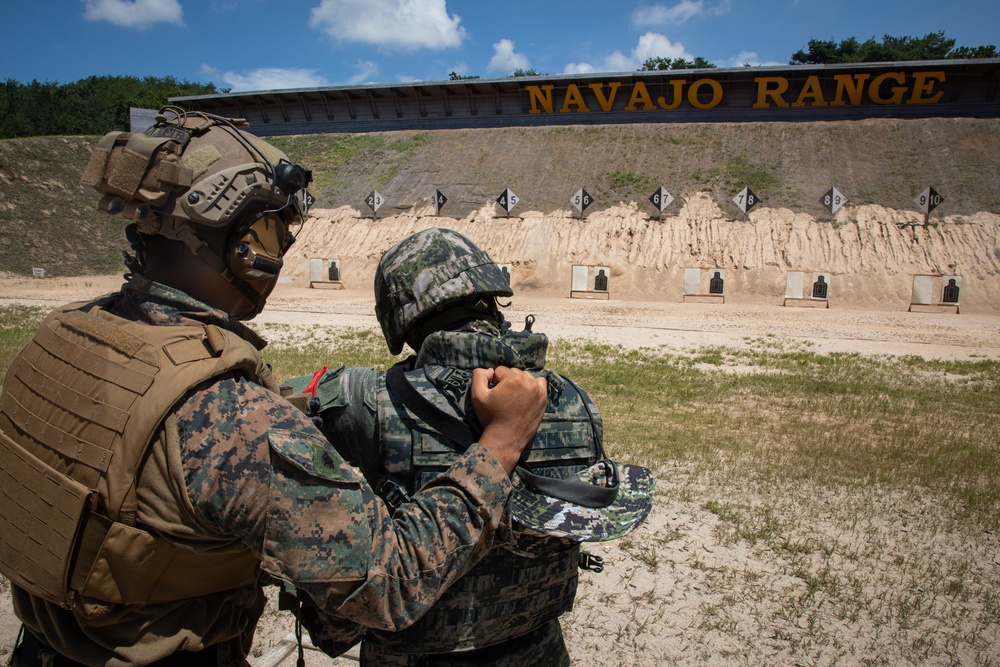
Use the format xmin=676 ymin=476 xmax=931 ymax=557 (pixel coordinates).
xmin=268 ymin=428 xmax=359 ymax=484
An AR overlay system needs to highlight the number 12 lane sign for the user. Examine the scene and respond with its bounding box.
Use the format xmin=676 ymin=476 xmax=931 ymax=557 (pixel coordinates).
xmin=913 ymin=187 xmax=943 ymax=214
xmin=732 ymin=187 xmax=760 ymax=214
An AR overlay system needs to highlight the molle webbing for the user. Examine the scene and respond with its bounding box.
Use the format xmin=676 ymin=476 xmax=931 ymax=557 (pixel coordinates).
xmin=0 ymin=430 xmax=95 ymax=609
xmin=80 ymin=131 xmax=192 ymax=206
xmin=0 ymin=301 xmax=265 ymax=608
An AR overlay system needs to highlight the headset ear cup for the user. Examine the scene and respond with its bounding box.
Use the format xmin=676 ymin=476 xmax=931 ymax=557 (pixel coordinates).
xmin=227 ymin=213 xmax=287 ymax=282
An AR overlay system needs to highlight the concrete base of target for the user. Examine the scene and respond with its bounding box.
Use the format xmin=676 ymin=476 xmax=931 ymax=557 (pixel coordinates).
xmin=570 ymin=290 xmax=610 ymax=300
xmin=783 ymin=297 xmax=829 ymax=308
xmin=908 ymin=303 xmax=959 ymax=314
xmin=683 ymin=294 xmax=725 ymax=304
xmin=310 ymin=281 xmax=344 ymax=290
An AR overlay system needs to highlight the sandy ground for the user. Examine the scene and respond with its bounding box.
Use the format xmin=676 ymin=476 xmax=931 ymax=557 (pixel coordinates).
xmin=3 ymin=273 xmax=995 ymax=361
xmin=1 ymin=275 xmax=998 ymax=666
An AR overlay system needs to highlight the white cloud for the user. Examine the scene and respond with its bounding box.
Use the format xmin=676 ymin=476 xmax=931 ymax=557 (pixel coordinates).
xmin=447 ymin=62 xmax=472 ymax=78
xmin=82 ymin=0 xmax=183 ymax=30
xmin=561 ymin=32 xmax=692 ymax=74
xmin=717 ymin=51 xmax=784 ymax=68
xmin=632 ymin=0 xmax=731 ymax=26
xmin=487 ymin=39 xmax=530 ymax=75
xmin=563 ymin=62 xmax=597 ymax=75
xmin=347 ymin=60 xmax=380 ymax=85
xmin=633 ymin=33 xmax=690 ymax=63
xmin=310 ymin=0 xmax=465 ymax=51
xmin=205 ymin=66 xmax=330 ymax=92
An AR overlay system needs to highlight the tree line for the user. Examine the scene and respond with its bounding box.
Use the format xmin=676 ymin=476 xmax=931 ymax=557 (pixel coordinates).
xmin=0 ymin=75 xmax=221 ymax=139
xmin=644 ymin=31 xmax=995 ymax=70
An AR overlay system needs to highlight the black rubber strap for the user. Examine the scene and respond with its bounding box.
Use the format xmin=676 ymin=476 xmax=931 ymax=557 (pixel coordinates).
xmin=385 ymin=364 xmax=476 ymax=450
xmin=514 ymin=461 xmax=620 ymax=509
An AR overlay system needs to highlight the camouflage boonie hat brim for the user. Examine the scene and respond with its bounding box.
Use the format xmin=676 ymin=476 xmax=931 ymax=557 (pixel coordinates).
xmin=509 ymin=462 xmax=655 ymax=542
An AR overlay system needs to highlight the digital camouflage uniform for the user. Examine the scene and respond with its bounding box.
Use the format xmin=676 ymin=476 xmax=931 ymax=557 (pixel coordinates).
xmin=285 ymin=228 xmax=654 ymax=667
xmin=2 ymin=274 xmax=516 ymax=666
xmin=292 ymin=325 xmax=574 ymax=667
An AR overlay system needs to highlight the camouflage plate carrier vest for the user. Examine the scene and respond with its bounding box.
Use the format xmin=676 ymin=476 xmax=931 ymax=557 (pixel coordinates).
xmin=0 ymin=297 xmax=273 ymax=611
xmin=375 ymin=327 xmax=600 ymax=653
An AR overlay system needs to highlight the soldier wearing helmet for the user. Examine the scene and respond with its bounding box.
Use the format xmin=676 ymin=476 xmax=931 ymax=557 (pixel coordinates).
xmin=0 ymin=113 xmax=547 ymax=667
xmin=284 ymin=227 xmax=654 ymax=666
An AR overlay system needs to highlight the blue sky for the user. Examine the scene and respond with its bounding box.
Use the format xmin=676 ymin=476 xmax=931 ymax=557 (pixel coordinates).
xmin=3 ymin=0 xmax=998 ymax=92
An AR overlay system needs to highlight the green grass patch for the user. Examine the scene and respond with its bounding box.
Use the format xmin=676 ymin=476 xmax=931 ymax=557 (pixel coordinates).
xmin=0 ymin=305 xmax=46 ymax=377
xmin=712 ymin=151 xmax=781 ymax=195
xmin=4 ymin=307 xmax=998 ymax=529
xmin=269 ymin=132 xmax=430 ymax=199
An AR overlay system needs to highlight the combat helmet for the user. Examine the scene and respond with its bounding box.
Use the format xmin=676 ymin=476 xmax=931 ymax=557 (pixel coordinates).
xmin=80 ymin=106 xmax=312 ymax=318
xmin=375 ymin=227 xmax=513 ymax=354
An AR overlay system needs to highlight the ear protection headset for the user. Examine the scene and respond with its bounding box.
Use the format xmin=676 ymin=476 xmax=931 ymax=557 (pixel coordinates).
xmin=227 ymin=208 xmax=294 ymax=282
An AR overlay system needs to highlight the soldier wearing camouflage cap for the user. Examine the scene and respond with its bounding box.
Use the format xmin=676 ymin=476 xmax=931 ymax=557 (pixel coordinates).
xmin=284 ymin=227 xmax=654 ymax=666
xmin=0 ymin=113 xmax=547 ymax=667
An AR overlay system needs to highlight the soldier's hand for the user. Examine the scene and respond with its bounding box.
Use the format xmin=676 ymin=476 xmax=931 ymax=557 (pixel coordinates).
xmin=471 ymin=366 xmax=547 ymax=475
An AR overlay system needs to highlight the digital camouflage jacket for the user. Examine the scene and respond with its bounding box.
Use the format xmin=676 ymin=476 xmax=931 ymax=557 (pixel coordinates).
xmin=291 ymin=323 xmax=589 ymax=659
xmin=4 ymin=275 xmax=512 ymax=666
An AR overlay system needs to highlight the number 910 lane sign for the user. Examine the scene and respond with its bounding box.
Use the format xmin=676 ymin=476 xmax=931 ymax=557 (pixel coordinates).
xmin=913 ymin=187 xmax=943 ymax=215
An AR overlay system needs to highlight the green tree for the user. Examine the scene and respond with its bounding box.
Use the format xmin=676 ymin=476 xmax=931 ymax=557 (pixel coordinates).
xmin=790 ymin=31 xmax=997 ymax=64
xmin=639 ymin=56 xmax=716 ymax=71
xmin=509 ymin=68 xmax=547 ymax=77
xmin=448 ymin=71 xmax=480 ymax=80
xmin=0 ymin=75 xmax=219 ymax=139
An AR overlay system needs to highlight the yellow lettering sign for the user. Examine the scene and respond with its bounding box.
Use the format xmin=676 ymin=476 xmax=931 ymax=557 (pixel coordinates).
xmin=526 ymin=85 xmax=554 ymax=114
xmin=523 ymin=69 xmax=945 ymax=116
xmin=753 ymin=77 xmax=790 ymax=109
xmin=625 ymin=81 xmax=657 ymax=111
xmin=559 ymin=84 xmax=591 ymax=113
xmin=588 ymin=82 xmax=621 ymax=112
xmin=908 ymin=71 xmax=945 ymax=104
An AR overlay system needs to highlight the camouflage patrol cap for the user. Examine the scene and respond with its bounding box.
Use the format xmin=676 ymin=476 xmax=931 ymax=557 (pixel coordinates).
xmin=509 ymin=461 xmax=655 ymax=542
xmin=375 ymin=228 xmax=513 ymax=355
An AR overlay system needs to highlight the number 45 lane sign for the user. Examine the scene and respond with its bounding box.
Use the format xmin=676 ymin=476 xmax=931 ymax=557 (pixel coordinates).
xmin=914 ymin=187 xmax=944 ymax=215
xmin=732 ymin=187 xmax=760 ymax=214
xmin=496 ymin=188 xmax=519 ymax=214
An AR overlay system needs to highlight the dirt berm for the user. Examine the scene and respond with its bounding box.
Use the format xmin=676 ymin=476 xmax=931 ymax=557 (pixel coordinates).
xmin=1 ymin=119 xmax=998 ymax=312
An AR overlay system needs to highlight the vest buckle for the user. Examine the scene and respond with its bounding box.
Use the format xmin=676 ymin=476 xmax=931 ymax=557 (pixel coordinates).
xmin=579 ymin=552 xmax=604 ymax=573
